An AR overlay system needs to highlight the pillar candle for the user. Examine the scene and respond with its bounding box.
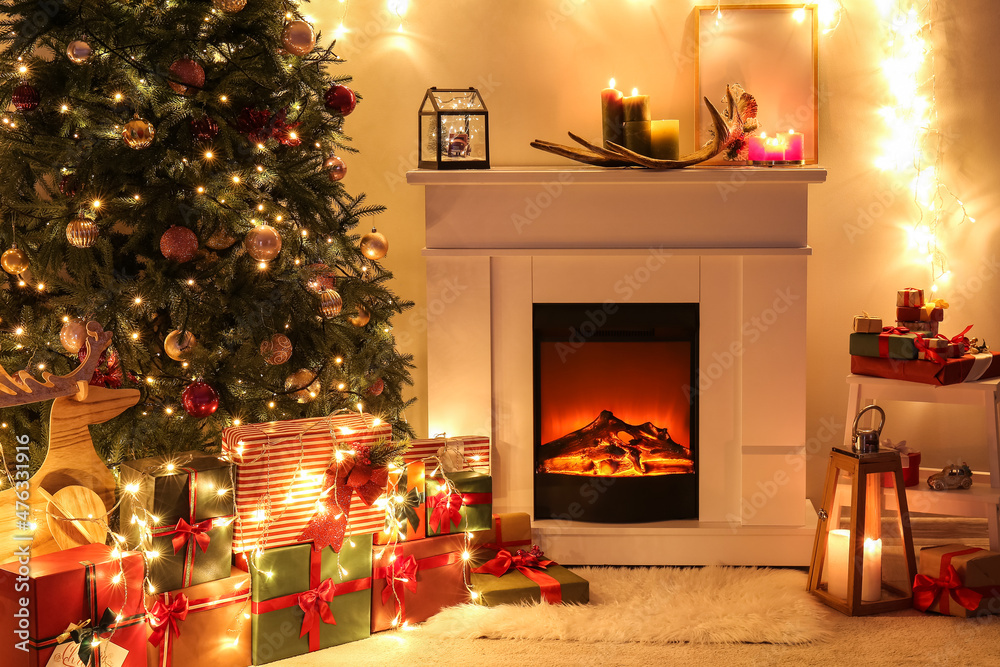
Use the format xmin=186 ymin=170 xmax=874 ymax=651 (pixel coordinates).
xmin=862 ymin=537 xmax=882 ymax=602
xmin=601 ymin=79 xmax=625 ymax=147
xmin=623 ymin=120 xmax=652 ymax=156
xmin=622 ymin=88 xmax=650 ymax=122
xmin=650 ymin=120 xmax=679 ymax=160
xmin=784 ymin=130 xmax=805 ymax=162
xmin=764 ymin=136 xmax=787 ymax=161
xmin=748 ymin=135 xmax=767 ymax=162
xmin=825 ymin=529 xmax=850 ymax=600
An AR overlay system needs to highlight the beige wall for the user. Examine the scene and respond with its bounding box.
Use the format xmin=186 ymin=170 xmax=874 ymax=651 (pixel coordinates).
xmin=312 ymin=1 xmax=1000 ymax=504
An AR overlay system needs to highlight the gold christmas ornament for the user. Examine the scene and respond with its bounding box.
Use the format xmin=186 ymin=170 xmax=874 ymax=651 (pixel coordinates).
xmin=260 ymin=333 xmax=293 ymax=365
xmin=59 ymin=318 xmax=88 ymax=353
xmin=348 ymin=304 xmax=371 ymax=328
xmin=66 ymin=40 xmax=92 ymax=64
xmin=164 ymin=329 xmax=198 ymax=361
xmin=123 ymin=115 xmax=155 ymax=149
xmin=285 ymin=368 xmax=321 ymax=403
xmin=66 ymin=218 xmax=98 ymax=248
xmin=359 ymin=228 xmax=388 ymax=260
xmin=324 ymin=155 xmax=347 ymax=182
xmin=1 ymin=247 xmax=29 ymax=274
xmin=212 ymin=0 xmax=247 ymax=13
xmin=319 ymin=289 xmax=343 ymax=318
xmin=244 ymin=225 xmax=282 ymax=261
xmin=281 ymin=20 xmax=316 ymax=57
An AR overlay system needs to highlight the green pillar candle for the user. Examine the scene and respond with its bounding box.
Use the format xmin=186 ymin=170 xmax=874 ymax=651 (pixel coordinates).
xmin=623 ymin=120 xmax=652 ymax=156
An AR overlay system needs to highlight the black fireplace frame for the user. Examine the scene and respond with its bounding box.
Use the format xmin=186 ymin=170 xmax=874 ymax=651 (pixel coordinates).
xmin=532 ymin=302 xmax=699 ymax=523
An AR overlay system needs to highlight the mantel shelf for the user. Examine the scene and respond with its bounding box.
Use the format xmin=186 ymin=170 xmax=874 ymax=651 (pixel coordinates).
xmin=406 ymin=165 xmax=828 ymax=186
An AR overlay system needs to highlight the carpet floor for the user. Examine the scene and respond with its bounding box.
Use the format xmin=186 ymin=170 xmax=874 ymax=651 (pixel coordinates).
xmin=273 ymin=565 xmax=1000 ymax=667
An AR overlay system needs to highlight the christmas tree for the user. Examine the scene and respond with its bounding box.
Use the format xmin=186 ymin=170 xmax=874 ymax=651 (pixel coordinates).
xmin=0 ymin=0 xmax=415 ymax=472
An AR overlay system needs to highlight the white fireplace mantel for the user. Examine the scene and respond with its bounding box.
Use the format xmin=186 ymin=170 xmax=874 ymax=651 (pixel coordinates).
xmin=408 ymin=166 xmax=827 ymax=566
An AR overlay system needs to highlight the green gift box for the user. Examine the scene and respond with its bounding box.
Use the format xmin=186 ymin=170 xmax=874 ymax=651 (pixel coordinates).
xmin=119 ymin=451 xmax=234 ymax=591
xmin=249 ymin=536 xmax=373 ymax=665
xmin=848 ymin=331 xmax=918 ymax=360
xmin=471 ymin=548 xmax=589 ymax=607
xmin=426 ymin=471 xmax=493 ymax=536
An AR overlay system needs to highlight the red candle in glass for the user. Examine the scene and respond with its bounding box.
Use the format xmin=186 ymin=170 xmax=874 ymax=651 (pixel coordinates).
xmin=601 ymin=78 xmax=625 ymax=146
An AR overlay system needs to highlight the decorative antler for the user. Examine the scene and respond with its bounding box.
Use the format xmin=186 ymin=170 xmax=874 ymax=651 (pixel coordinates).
xmin=0 ymin=322 xmax=113 ymax=408
xmin=531 ymin=87 xmax=750 ymax=169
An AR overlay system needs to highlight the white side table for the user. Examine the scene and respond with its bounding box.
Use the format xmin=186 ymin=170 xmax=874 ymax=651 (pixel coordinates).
xmin=842 ymin=374 xmax=1000 ymax=549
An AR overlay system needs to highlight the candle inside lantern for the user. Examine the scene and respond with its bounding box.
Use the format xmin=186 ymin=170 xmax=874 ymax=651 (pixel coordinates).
xmin=784 ymin=129 xmax=805 ymax=162
xmin=862 ymin=537 xmax=882 ymax=602
xmin=650 ymin=120 xmax=680 ymax=160
xmin=601 ymin=78 xmax=625 ymax=147
xmin=622 ymin=88 xmax=652 ymax=155
xmin=825 ymin=528 xmax=850 ymax=599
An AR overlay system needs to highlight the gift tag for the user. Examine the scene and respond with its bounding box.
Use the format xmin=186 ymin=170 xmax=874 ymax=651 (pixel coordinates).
xmin=46 ymin=643 xmax=86 ymax=667
xmin=98 ymin=640 xmax=129 ymax=667
xmin=436 ymin=440 xmax=465 ymax=472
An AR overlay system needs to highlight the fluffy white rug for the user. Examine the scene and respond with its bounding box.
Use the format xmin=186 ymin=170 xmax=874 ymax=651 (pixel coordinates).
xmin=420 ymin=566 xmax=831 ymax=644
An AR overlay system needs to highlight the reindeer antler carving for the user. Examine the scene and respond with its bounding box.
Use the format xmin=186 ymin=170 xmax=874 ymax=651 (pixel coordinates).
xmin=0 ymin=321 xmax=113 ymax=407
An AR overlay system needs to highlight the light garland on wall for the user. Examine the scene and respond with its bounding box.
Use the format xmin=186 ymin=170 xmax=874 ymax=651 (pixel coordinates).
xmin=875 ymin=0 xmax=973 ymax=293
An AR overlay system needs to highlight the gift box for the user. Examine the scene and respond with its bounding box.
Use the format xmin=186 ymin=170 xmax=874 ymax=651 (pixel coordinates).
xmin=849 ymin=331 xmax=918 ymax=360
xmin=471 ymin=512 xmax=534 ymax=551
xmin=404 ymin=435 xmax=491 ymax=472
xmin=249 ymin=536 xmax=373 ymax=664
xmin=426 ymin=471 xmax=493 ymax=537
xmin=914 ymin=544 xmax=1000 ymax=617
xmin=372 ymin=534 xmax=469 ymax=631
xmin=0 ymin=543 xmax=146 ymax=667
xmin=120 ymin=451 xmax=234 ymax=591
xmin=146 ymin=567 xmax=251 ymax=667
xmin=897 ymin=320 xmax=939 ymax=335
xmin=471 ymin=545 xmax=590 ymax=607
xmin=852 ymin=314 xmax=883 ymax=333
xmin=897 ymin=305 xmax=944 ymax=322
xmin=881 ymin=450 xmax=921 ymax=488
xmin=897 ymin=287 xmax=924 ymax=307
xmin=851 ymin=351 xmax=1000 ymax=386
xmin=222 ymin=413 xmax=392 ymax=553
xmin=375 ymin=461 xmax=426 ymax=545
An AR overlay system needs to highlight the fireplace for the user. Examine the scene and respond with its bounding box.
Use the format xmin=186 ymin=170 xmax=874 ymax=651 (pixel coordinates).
xmin=409 ymin=165 xmax=826 ymax=565
xmin=533 ymin=303 xmax=698 ymax=523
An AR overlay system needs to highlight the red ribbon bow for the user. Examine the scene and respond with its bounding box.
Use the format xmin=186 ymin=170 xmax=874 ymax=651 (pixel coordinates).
xmin=949 ymin=325 xmax=974 ymax=352
xmin=169 ymin=517 xmax=214 ymax=554
xmin=381 ymin=554 xmax=419 ymax=610
xmin=296 ymin=578 xmax=338 ymax=638
xmin=881 ymin=326 xmax=910 ymax=335
xmin=913 ymin=564 xmax=984 ymax=613
xmin=428 ymin=492 xmax=464 ymax=533
xmin=147 ymin=593 xmax=189 ymax=647
xmin=473 ymin=548 xmax=555 ymax=578
xmin=914 ymin=334 xmax=944 ymax=365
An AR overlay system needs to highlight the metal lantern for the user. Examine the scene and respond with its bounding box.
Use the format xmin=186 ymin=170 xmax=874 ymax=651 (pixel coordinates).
xmin=807 ymin=405 xmax=917 ymax=616
xmin=418 ymin=87 xmax=489 ymax=170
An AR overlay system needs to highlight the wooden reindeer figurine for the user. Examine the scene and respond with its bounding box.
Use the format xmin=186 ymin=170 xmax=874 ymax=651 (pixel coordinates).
xmin=0 ymin=322 xmax=139 ymax=563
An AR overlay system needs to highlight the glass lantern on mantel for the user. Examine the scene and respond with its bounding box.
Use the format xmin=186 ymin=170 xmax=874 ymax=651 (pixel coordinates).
xmin=418 ymin=87 xmax=490 ymax=170
xmin=807 ymin=415 xmax=918 ymax=616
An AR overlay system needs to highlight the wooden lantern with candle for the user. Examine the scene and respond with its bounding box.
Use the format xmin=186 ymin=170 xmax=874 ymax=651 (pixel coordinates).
xmin=807 ymin=406 xmax=917 ymax=616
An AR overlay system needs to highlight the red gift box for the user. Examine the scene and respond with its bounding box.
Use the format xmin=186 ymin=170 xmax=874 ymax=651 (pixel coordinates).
xmin=851 ymin=352 xmax=1000 ymax=386
xmin=0 ymin=543 xmax=146 ymax=667
xmin=371 ymin=534 xmax=469 ymax=631
xmin=897 ymin=305 xmax=944 ymax=322
xmin=897 ymin=287 xmax=924 ymax=307
xmin=222 ymin=413 xmax=392 ymax=553
xmin=881 ymin=451 xmax=921 ymax=487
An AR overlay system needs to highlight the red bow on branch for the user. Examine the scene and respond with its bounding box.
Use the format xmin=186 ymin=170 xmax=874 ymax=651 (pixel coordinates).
xmin=428 ymin=492 xmax=463 ymax=533
xmin=472 ymin=547 xmax=555 ymax=578
xmin=381 ymin=554 xmax=418 ymax=615
xmin=298 ymin=450 xmax=389 ymax=552
xmin=169 ymin=517 xmax=214 ymax=554
xmin=297 ymin=578 xmax=338 ymax=638
xmin=913 ymin=564 xmax=983 ymax=613
xmin=147 ymin=593 xmax=189 ymax=647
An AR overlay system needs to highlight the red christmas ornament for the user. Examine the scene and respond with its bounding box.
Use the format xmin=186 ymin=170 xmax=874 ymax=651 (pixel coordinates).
xmin=182 ymin=380 xmax=219 ymax=418
xmin=160 ymin=226 xmax=199 ymax=262
xmin=190 ymin=115 xmax=219 ymax=142
xmin=367 ymin=378 xmax=384 ymax=396
xmin=237 ymin=107 xmax=272 ymax=144
xmin=324 ymin=84 xmax=356 ymax=116
xmin=168 ymin=58 xmax=205 ymax=95
xmin=325 ymin=155 xmax=347 ymax=182
xmin=303 ymin=263 xmax=336 ymax=293
xmin=12 ymin=83 xmax=40 ymax=111
xmin=58 ymin=174 xmax=78 ymax=198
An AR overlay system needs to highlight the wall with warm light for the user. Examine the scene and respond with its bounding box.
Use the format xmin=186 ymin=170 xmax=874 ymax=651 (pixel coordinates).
xmin=310 ymin=1 xmax=1000 ymax=506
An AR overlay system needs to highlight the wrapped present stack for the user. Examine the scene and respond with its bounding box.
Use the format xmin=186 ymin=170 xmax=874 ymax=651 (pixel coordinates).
xmin=850 ymin=287 xmax=1000 ymax=385
xmin=469 ymin=512 xmax=590 ymax=607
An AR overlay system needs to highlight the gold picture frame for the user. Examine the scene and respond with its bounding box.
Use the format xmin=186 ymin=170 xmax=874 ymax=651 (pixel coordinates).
xmin=696 ymin=5 xmax=819 ymax=163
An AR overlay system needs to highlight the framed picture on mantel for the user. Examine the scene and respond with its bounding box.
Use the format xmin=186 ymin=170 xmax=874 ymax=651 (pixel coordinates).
xmin=696 ymin=5 xmax=819 ymax=163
